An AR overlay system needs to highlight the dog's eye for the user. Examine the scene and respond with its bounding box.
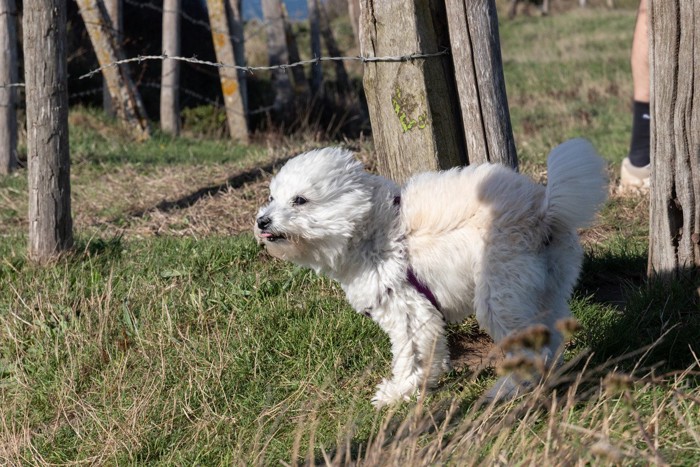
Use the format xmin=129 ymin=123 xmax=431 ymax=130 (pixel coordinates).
xmin=292 ymin=196 xmax=307 ymax=206
xmin=268 ymin=195 xmax=274 ymax=202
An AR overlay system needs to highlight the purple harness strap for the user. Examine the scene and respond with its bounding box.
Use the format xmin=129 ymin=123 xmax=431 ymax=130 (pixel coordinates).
xmin=393 ymin=195 xmax=442 ymax=311
xmin=407 ymin=266 xmax=442 ymax=311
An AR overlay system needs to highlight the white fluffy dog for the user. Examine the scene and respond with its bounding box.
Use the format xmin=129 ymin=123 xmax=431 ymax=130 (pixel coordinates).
xmin=254 ymin=139 xmax=607 ymax=407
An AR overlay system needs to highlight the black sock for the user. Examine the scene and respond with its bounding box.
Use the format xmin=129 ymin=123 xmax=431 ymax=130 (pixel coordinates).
xmin=628 ymin=100 xmax=650 ymax=167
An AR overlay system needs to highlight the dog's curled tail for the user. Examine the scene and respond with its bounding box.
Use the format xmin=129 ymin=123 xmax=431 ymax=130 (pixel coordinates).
xmin=544 ymin=138 xmax=608 ymax=231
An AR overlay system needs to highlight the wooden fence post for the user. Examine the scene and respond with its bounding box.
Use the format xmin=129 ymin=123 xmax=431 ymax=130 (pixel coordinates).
xmin=161 ymin=0 xmax=181 ymax=135
xmin=24 ymin=0 xmax=73 ymax=261
xmin=647 ymin=0 xmax=700 ymax=281
xmin=360 ymin=0 xmax=466 ymax=183
xmin=282 ymin=5 xmax=310 ymax=98
xmin=76 ymin=0 xmax=150 ymax=141
xmin=446 ymin=0 xmax=517 ymax=168
xmin=348 ymin=0 xmax=360 ymax=47
xmin=307 ymin=0 xmax=323 ymax=95
xmin=102 ymin=0 xmax=122 ymax=116
xmin=0 ymin=0 xmax=18 ymax=175
xmin=262 ymin=0 xmax=294 ymax=113
xmin=207 ymin=0 xmax=249 ymax=142
xmin=226 ymin=0 xmax=248 ymax=114
xmin=319 ymin=2 xmax=351 ymax=94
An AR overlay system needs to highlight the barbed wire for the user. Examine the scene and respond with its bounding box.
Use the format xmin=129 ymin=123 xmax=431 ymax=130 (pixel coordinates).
xmin=79 ymin=49 xmax=451 ymax=80
xmin=2 ymin=51 xmax=451 ymax=117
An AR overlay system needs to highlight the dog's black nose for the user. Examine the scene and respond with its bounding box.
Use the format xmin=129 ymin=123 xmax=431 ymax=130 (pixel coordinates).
xmin=257 ymin=215 xmax=271 ymax=230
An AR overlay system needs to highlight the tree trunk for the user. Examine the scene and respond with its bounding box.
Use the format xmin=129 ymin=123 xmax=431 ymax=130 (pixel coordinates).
xmin=206 ymin=0 xmax=249 ymax=142
xmin=262 ymin=0 xmax=294 ymax=114
xmin=102 ymin=0 xmax=122 ymax=116
xmin=319 ymin=2 xmax=351 ymax=94
xmin=307 ymin=0 xmax=323 ymax=95
xmin=445 ymin=0 xmax=517 ymax=168
xmin=360 ymin=0 xmax=466 ymax=183
xmin=647 ymin=1 xmax=700 ymax=281
xmin=77 ymin=0 xmax=150 ymax=141
xmin=160 ymin=0 xmax=181 ymax=135
xmin=0 ymin=0 xmax=18 ymax=175
xmin=24 ymin=0 xmax=73 ymax=261
xmin=225 ymin=0 xmax=248 ymax=115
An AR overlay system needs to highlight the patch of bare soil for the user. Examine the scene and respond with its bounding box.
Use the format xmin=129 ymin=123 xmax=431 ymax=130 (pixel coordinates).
xmin=445 ymin=318 xmax=504 ymax=374
xmin=449 ymin=330 xmax=502 ymax=374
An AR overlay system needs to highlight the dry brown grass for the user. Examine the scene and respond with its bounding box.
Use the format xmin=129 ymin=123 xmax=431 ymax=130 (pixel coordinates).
xmin=295 ymin=349 xmax=700 ymax=466
xmin=0 ymin=137 xmax=374 ymax=242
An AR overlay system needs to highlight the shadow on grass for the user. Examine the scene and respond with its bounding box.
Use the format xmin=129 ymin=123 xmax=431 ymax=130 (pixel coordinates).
xmin=577 ymin=248 xmax=699 ymax=371
xmin=128 ymin=157 xmax=291 ymax=217
xmin=578 ymin=247 xmax=648 ymax=310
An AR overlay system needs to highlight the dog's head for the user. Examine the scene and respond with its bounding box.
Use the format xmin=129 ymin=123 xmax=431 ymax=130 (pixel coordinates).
xmin=255 ymin=147 xmax=373 ymax=271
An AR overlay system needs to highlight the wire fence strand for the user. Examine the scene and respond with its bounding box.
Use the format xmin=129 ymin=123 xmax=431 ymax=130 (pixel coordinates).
xmin=78 ymin=49 xmax=451 ymax=80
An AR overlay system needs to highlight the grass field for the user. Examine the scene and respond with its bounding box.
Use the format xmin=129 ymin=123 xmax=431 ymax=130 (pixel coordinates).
xmin=2 ymin=5 xmax=700 ymax=465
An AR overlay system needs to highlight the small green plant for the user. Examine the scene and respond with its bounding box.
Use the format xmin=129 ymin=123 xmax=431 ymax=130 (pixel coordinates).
xmin=180 ymin=104 xmax=228 ymax=138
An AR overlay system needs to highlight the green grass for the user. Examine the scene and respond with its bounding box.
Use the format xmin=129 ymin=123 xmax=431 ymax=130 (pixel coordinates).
xmin=0 ymin=236 xmax=390 ymax=463
xmin=2 ymin=6 xmax=700 ymax=465
xmin=68 ymin=107 xmax=266 ymax=170
xmin=3 ymin=233 xmax=694 ymax=464
xmin=501 ymin=9 xmax=636 ymax=164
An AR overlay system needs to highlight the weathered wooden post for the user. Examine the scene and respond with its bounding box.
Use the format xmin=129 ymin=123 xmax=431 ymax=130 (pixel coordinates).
xmin=446 ymin=0 xmax=517 ymax=168
xmin=76 ymin=0 xmax=150 ymax=140
xmin=161 ymin=0 xmax=181 ymax=135
xmin=282 ymin=5 xmax=310 ymax=97
xmin=307 ymin=0 xmax=323 ymax=95
xmin=359 ymin=1 xmax=466 ymax=183
xmin=647 ymin=1 xmax=700 ymax=281
xmin=102 ymin=0 xmax=122 ymax=116
xmin=24 ymin=0 xmax=73 ymax=261
xmin=226 ymin=0 xmax=248 ymax=114
xmin=207 ymin=0 xmax=249 ymax=142
xmin=262 ymin=0 xmax=294 ymax=112
xmin=319 ymin=2 xmax=351 ymax=94
xmin=348 ymin=0 xmax=360 ymax=47
xmin=360 ymin=0 xmax=517 ymax=182
xmin=0 ymin=0 xmax=18 ymax=175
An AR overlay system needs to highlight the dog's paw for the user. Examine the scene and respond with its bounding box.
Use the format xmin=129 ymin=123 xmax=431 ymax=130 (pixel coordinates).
xmin=371 ymin=378 xmax=417 ymax=408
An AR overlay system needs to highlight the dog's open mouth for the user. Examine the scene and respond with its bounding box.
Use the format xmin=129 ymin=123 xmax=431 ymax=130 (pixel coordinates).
xmin=259 ymin=231 xmax=286 ymax=242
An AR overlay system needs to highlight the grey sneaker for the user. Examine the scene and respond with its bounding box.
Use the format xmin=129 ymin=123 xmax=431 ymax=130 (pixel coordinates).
xmin=620 ymin=157 xmax=650 ymax=192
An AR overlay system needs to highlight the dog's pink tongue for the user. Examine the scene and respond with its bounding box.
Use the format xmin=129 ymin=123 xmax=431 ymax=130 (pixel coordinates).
xmin=260 ymin=232 xmax=273 ymax=238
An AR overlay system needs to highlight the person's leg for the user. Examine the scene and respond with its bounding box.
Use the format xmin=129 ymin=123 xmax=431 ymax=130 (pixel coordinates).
xmin=631 ymin=0 xmax=649 ymax=103
xmin=621 ymin=0 xmax=651 ymax=190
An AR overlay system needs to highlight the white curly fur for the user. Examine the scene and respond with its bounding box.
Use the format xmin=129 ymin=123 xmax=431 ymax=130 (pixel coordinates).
xmin=254 ymin=140 xmax=608 ymax=407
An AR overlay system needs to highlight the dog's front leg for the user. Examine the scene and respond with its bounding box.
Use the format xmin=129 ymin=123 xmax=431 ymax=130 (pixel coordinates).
xmin=410 ymin=305 xmax=450 ymax=388
xmin=370 ymin=306 xmax=421 ymax=408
